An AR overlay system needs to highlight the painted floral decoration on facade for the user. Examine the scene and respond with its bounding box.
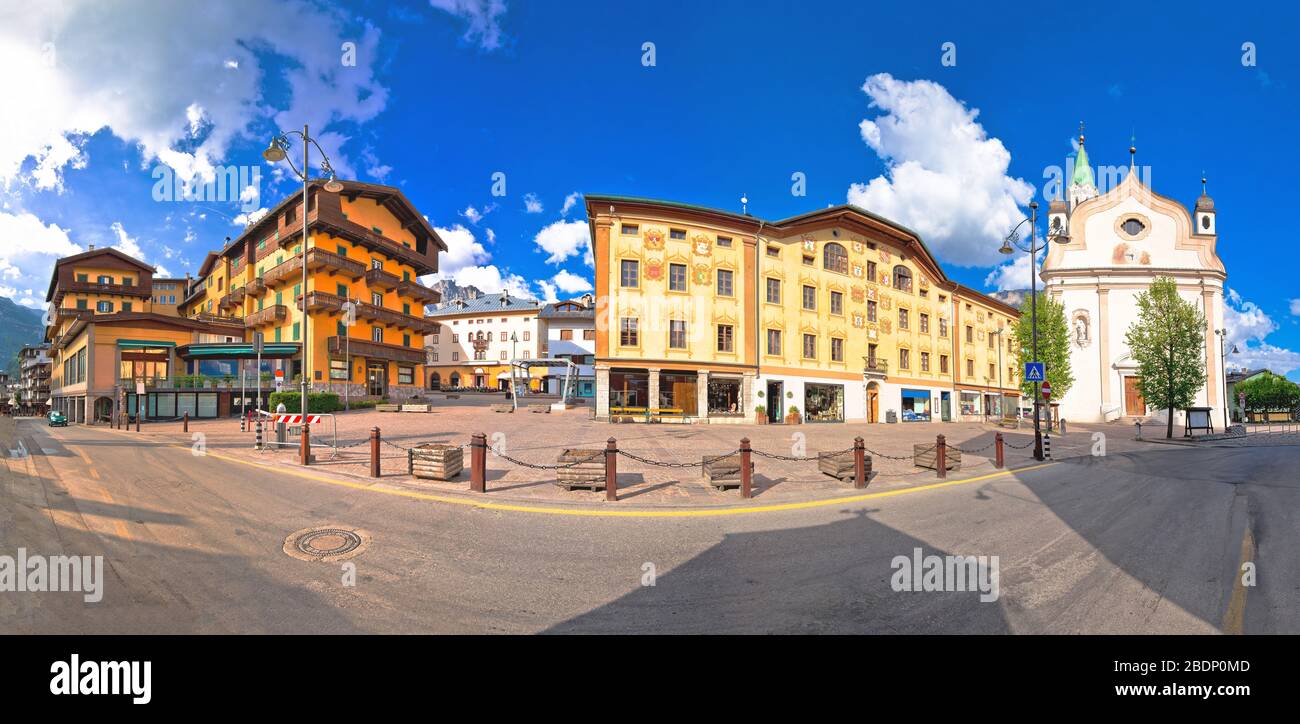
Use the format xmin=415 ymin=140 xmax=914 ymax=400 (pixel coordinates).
xmin=643 ymin=228 xmax=664 ymax=250
xmin=644 ymin=258 xmax=663 ymax=280
xmin=693 ymin=264 xmax=712 ymax=285
xmin=691 ymin=234 xmax=712 ymax=257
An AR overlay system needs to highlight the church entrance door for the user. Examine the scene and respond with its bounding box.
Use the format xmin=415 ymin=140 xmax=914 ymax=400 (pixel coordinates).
xmin=1123 ymin=376 xmax=1146 ymax=416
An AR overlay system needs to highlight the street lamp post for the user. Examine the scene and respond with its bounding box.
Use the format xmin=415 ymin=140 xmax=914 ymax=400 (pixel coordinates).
xmin=1001 ymin=201 xmax=1068 ymax=461
xmin=261 ymin=125 xmax=344 ymax=421
xmin=1215 ymin=328 xmax=1238 ymax=429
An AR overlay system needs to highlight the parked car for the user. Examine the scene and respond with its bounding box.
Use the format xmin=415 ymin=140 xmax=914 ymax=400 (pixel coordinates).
xmin=47 ymin=410 xmax=68 ymax=427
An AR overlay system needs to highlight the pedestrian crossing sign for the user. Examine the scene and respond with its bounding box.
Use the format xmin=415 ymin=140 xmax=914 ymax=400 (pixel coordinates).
xmin=1024 ymin=362 xmax=1045 ymax=382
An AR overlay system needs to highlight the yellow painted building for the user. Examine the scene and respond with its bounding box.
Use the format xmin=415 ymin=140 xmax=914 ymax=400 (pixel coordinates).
xmin=586 ymin=196 xmax=1022 ymax=423
xmin=180 ymin=180 xmax=445 ymax=400
xmin=45 ymin=247 xmax=248 ymax=423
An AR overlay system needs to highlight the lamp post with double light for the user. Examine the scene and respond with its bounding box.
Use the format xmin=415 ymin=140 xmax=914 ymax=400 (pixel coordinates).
xmin=1215 ymin=328 xmax=1238 ymax=429
xmin=261 ymin=125 xmax=344 ymax=421
xmin=1000 ymin=201 xmax=1069 ymax=460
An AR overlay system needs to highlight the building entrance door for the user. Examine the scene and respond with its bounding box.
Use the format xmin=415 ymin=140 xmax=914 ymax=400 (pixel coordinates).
xmin=766 ymin=380 xmax=783 ymax=423
xmin=1124 ymin=376 xmax=1146 ymax=416
xmin=366 ymin=363 xmax=387 ymax=397
xmin=867 ymin=384 xmax=879 ymax=423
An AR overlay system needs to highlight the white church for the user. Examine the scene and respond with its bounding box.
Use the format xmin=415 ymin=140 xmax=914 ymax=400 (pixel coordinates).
xmin=1041 ymin=130 xmax=1227 ymax=425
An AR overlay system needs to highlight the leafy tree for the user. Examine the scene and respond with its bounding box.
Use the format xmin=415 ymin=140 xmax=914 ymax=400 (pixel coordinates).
xmin=1124 ymin=277 xmax=1207 ymax=438
xmin=1237 ymin=372 xmax=1300 ymax=420
xmin=1012 ymin=292 xmax=1073 ymax=401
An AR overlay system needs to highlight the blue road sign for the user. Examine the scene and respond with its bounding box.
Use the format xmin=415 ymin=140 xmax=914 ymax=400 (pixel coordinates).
xmin=1024 ymin=362 xmax=1045 ymax=382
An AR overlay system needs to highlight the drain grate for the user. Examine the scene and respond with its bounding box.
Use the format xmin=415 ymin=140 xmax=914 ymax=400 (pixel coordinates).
xmin=283 ymin=525 xmax=370 ymax=562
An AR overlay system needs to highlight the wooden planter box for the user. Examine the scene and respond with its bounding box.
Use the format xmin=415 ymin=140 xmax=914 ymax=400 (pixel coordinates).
xmin=555 ymin=448 xmax=606 ymax=491
xmin=408 ymin=444 xmax=463 ymax=481
xmin=914 ymin=444 xmax=960 ymax=471
xmin=702 ymin=453 xmax=752 ymax=491
xmin=376 ymin=403 xmax=401 ymax=413
xmin=527 ymin=404 xmax=551 ymax=414
xmin=818 ymin=450 xmax=871 ymax=481
xmin=491 ymin=404 xmax=513 ymax=413
xmin=401 ymin=404 xmax=431 ymax=413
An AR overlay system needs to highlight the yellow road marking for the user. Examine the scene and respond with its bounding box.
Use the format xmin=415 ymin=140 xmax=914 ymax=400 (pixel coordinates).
xmin=1220 ymin=525 xmax=1255 ymax=635
xmin=75 ymin=424 xmax=1060 ymax=518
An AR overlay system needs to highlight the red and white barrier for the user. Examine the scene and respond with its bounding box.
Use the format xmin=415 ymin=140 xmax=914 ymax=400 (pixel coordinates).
xmin=273 ymin=414 xmax=324 ymax=425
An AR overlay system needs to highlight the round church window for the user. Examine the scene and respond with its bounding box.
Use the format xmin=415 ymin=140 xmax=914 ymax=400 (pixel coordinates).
xmin=1121 ymin=218 xmax=1145 ymax=236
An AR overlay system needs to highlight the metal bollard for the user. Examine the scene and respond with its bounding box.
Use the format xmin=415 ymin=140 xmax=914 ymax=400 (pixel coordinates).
xmin=935 ymin=434 xmax=947 ymax=479
xmin=369 ymin=427 xmax=381 ymax=478
xmin=300 ymin=421 xmax=311 ymax=466
xmin=740 ymin=437 xmax=753 ymax=498
xmin=605 ymin=437 xmax=618 ymax=502
xmin=1135 ymin=420 xmax=1142 ymax=440
xmin=240 ymin=409 xmax=246 ymax=433
xmin=853 ymin=436 xmax=867 ymax=489
xmin=995 ymin=432 xmax=1004 ymax=469
xmin=1059 ymin=418 xmax=1067 ymax=436
xmin=183 ymin=411 xmax=189 ymax=433
xmin=1044 ymin=428 xmax=1052 ymax=460
xmin=255 ymin=417 xmax=262 ymax=450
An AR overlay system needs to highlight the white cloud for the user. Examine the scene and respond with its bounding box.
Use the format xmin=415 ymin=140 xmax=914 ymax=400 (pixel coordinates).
xmin=0 ymin=1 xmax=388 ymax=191
xmin=535 ymin=279 xmax=558 ymax=304
xmin=1223 ymin=288 xmax=1300 ymax=375
xmin=433 ymin=224 xmax=492 ymax=275
xmin=443 ymin=265 xmax=533 ymax=299
xmin=533 ymin=219 xmax=592 ymax=266
xmin=523 ymin=192 xmax=543 ymax=214
xmin=559 ymin=191 xmax=581 ymax=217
xmin=0 ymin=210 xmax=81 ymax=308
xmin=551 ymin=269 xmax=593 ymax=294
xmin=232 ymin=207 xmax=269 ymax=227
xmin=1290 ymin=298 xmax=1300 ymax=317
xmin=428 ymin=0 xmax=508 ymax=51
xmin=459 ymin=203 xmax=496 ymax=224
xmin=982 ymin=249 xmax=1040 ymax=292
xmin=109 ymin=221 xmax=145 ymax=260
xmin=847 ymin=74 xmax=1035 ymax=267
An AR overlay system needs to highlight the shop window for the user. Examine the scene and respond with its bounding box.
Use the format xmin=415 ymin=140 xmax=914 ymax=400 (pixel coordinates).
xmin=707 ymin=379 xmax=742 ymax=415
xmin=901 ymin=389 xmax=932 ymax=421
xmin=398 ymin=367 xmax=414 ymax=385
xmin=804 ymin=384 xmax=845 ymax=422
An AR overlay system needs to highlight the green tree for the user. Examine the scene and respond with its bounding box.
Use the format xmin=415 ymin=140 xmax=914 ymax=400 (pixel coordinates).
xmin=1124 ymin=277 xmax=1207 ymax=438
xmin=1237 ymin=372 xmax=1300 ymax=420
xmin=1012 ymin=292 xmax=1073 ymax=401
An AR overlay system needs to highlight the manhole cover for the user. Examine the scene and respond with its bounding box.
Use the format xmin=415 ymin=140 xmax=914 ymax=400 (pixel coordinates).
xmin=283 ymin=525 xmax=371 ymax=562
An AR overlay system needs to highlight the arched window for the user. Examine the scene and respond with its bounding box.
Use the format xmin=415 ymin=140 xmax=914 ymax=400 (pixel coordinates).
xmin=450 ymin=372 xmax=461 ymax=388
xmin=429 ymin=372 xmax=442 ymax=390
xmin=823 ymin=243 xmax=848 ymax=274
xmin=892 ymin=265 xmax=913 ymax=292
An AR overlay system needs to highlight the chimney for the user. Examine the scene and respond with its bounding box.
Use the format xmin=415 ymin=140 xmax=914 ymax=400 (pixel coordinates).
xmin=88 ymin=244 xmax=95 ymax=251
xmin=500 ymin=289 xmax=509 ymax=306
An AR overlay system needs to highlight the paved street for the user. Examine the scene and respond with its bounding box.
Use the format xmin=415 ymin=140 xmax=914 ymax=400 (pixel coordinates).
xmin=2 ymin=416 xmax=1296 ymax=634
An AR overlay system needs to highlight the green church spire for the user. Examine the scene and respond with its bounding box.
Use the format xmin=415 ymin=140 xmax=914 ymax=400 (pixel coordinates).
xmin=1071 ymin=124 xmax=1095 ymax=188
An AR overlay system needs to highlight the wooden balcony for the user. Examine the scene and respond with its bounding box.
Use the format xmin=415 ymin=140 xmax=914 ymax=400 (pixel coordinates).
xmin=396 ymin=279 xmax=440 ymax=304
xmin=299 ymin=291 xmax=346 ymax=313
xmin=327 ymin=336 xmax=424 ymax=364
xmin=246 ymin=277 xmax=266 ymax=295
xmin=263 ymin=248 xmax=365 ymax=288
xmin=60 ymin=280 xmax=150 ymax=299
xmin=365 ymin=267 xmax=399 ymax=290
xmin=55 ymin=307 xmax=94 ymax=325
xmin=192 ymin=312 xmax=246 ymax=329
xmin=354 ymin=302 xmax=439 ymax=333
xmin=244 ymin=305 xmax=288 ymax=328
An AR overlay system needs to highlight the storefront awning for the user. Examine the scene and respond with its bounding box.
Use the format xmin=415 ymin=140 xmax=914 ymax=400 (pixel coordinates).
xmin=117 ymin=339 xmax=177 ymax=350
xmin=177 ymin=342 xmax=301 ymax=360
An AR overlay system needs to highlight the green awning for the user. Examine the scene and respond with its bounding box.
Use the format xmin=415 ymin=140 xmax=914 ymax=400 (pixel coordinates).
xmin=177 ymin=342 xmax=301 ymax=359
xmin=117 ymin=339 xmax=177 ymax=350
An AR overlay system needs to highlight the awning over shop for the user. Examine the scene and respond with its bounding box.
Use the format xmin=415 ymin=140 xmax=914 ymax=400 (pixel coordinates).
xmin=176 ymin=342 xmax=302 ymax=360
xmin=117 ymin=339 xmax=177 ymax=350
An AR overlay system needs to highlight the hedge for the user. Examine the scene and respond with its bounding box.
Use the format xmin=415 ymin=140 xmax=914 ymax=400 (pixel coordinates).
xmin=267 ymin=392 xmax=343 ymax=414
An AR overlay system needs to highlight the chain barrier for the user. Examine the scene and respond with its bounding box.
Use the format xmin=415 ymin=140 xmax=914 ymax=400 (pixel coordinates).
xmin=1003 ymin=437 xmax=1037 ymax=450
xmin=944 ymin=440 xmax=997 ymax=455
xmin=616 ymin=449 xmax=741 ymax=468
xmin=489 ymin=447 xmax=605 ymax=470
xmin=867 ymin=445 xmax=926 ymax=461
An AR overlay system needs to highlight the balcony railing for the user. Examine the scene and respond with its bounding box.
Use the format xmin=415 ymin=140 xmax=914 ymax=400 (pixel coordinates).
xmin=864 ymin=357 xmax=889 ymax=375
xmin=365 ymin=267 xmax=399 ymax=290
xmin=244 ymin=304 xmax=288 ymax=328
xmin=192 ymin=312 xmax=246 ymax=328
xmin=327 ymin=336 xmax=424 ymax=364
xmin=395 ymin=279 xmax=440 ymax=304
xmin=264 ymin=248 xmax=366 ymax=289
xmin=246 ymin=277 xmax=267 ymax=295
xmin=354 ymin=302 xmax=439 ymax=333
xmin=299 ymin=291 xmax=346 ymax=313
xmin=60 ymin=280 xmax=149 ymax=298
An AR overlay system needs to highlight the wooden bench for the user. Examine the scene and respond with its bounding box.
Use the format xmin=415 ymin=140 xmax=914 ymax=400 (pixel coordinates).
xmin=818 ymin=450 xmax=870 ymax=482
xmin=491 ymin=404 xmax=513 ymax=413
xmin=401 ymin=404 xmax=431 ymax=413
xmin=376 ymin=403 xmax=401 ymax=413
xmin=555 ymin=448 xmax=606 ymax=491
xmin=914 ymin=444 xmax=960 ymax=471
xmin=702 ymin=453 xmax=752 ymax=491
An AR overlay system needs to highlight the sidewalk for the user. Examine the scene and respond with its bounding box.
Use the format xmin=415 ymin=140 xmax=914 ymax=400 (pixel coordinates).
xmin=99 ymin=408 xmax=1175 ymax=510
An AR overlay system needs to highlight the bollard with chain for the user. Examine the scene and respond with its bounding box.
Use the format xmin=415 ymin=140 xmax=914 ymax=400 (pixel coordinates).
xmin=300 ymin=421 xmax=311 ymax=466
xmin=740 ymin=437 xmax=753 ymax=499
xmin=470 ymin=433 xmax=486 ymax=493
xmin=853 ymin=436 xmax=867 ymax=489
xmin=935 ymin=434 xmax=946 ymax=479
xmin=605 ymin=437 xmax=618 ymax=502
xmin=995 ymin=432 xmax=1004 ymax=469
xmin=369 ymin=427 xmax=381 ymax=478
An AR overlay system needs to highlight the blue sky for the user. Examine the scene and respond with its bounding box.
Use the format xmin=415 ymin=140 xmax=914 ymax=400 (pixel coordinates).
xmin=1 ymin=0 xmax=1298 ymax=377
